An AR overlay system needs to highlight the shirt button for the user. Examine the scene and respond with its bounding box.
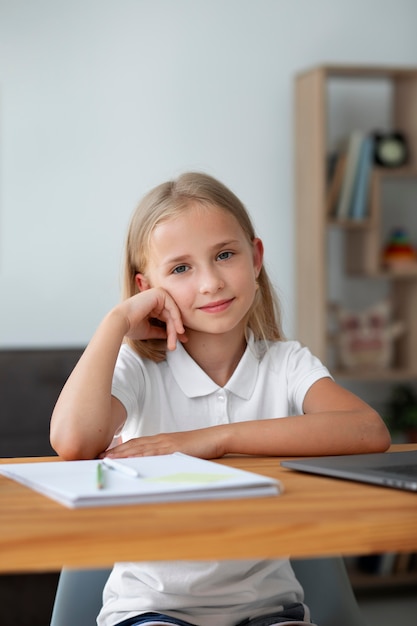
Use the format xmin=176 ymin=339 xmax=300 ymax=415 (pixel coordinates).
xmin=217 ymin=394 xmax=225 ymax=402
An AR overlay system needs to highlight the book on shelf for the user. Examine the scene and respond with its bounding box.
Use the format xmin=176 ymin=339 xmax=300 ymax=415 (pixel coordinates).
xmin=393 ymin=552 xmax=414 ymax=575
xmin=356 ymin=552 xmax=417 ymax=578
xmin=327 ymin=131 xmax=374 ymax=221
xmin=0 ymin=452 xmax=282 ymax=509
xmin=349 ymin=134 xmax=374 ymax=220
xmin=335 ymin=130 xmax=365 ymax=219
xmin=378 ymin=552 xmax=397 ymax=576
xmin=326 ymin=151 xmax=347 ymax=217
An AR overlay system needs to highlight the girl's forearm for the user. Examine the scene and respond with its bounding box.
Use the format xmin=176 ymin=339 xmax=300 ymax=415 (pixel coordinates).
xmin=103 ymin=408 xmax=390 ymax=461
xmin=218 ymin=378 xmax=391 ymax=458
xmin=219 ymin=409 xmax=391 ymax=458
xmin=50 ymin=309 xmax=129 ymax=460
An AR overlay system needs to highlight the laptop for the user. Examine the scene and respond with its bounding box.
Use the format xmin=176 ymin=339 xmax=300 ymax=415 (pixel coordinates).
xmin=281 ymin=450 xmax=417 ymax=492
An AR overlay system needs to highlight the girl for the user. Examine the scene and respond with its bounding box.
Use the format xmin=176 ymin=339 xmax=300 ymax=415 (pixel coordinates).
xmin=51 ymin=172 xmax=390 ymax=626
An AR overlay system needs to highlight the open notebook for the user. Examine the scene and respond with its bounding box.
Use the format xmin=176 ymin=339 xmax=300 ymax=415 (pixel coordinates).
xmin=0 ymin=452 xmax=282 ymax=508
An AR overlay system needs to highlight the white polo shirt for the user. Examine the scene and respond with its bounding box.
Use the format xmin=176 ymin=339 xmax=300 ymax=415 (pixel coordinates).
xmin=112 ymin=334 xmax=330 ymax=441
xmin=98 ymin=336 xmax=330 ymax=626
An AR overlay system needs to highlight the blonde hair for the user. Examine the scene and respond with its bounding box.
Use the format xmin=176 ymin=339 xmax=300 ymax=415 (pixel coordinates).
xmin=123 ymin=172 xmax=283 ymax=361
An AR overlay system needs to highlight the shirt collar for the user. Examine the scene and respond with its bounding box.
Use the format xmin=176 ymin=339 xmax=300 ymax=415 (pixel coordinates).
xmin=166 ymin=332 xmax=261 ymax=400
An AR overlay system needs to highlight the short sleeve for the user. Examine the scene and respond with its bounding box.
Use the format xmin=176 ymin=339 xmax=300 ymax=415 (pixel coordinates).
xmin=285 ymin=342 xmax=332 ymax=414
xmin=111 ymin=344 xmax=146 ymax=419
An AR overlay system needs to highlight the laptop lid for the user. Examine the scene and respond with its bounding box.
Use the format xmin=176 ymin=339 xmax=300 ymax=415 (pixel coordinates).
xmin=281 ymin=450 xmax=417 ymax=492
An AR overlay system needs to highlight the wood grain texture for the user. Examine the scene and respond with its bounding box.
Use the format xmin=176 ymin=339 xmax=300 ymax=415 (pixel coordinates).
xmin=1 ymin=445 xmax=416 ymax=573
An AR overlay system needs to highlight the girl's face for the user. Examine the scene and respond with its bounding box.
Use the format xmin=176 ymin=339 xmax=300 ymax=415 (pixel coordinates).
xmin=136 ymin=204 xmax=263 ymax=338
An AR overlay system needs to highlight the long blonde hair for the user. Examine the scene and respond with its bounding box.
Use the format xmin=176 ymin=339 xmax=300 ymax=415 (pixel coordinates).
xmin=123 ymin=172 xmax=283 ymax=361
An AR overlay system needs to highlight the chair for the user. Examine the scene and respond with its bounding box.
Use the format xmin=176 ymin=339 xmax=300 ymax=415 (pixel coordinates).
xmin=291 ymin=557 xmax=368 ymax=626
xmin=50 ymin=567 xmax=111 ymax=626
xmin=50 ymin=557 xmax=367 ymax=626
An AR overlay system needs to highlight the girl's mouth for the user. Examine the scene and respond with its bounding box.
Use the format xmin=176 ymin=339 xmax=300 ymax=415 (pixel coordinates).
xmin=198 ymin=298 xmax=234 ymax=313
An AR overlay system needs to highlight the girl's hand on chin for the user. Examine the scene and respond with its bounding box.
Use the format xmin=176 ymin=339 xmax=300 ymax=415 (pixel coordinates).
xmin=120 ymin=288 xmax=186 ymax=350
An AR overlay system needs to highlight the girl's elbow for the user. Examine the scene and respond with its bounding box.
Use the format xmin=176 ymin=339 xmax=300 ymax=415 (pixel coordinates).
xmin=50 ymin=433 xmax=82 ymax=460
xmin=367 ymin=409 xmax=391 ymax=452
xmin=377 ymin=425 xmax=392 ymax=452
xmin=50 ymin=426 xmax=98 ymax=460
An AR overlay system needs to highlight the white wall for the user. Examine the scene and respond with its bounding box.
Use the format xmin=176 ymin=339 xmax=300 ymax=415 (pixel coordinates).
xmin=1 ymin=0 xmax=417 ymax=347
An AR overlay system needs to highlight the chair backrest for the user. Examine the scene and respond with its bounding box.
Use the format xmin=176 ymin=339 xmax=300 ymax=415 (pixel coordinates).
xmin=50 ymin=557 xmax=367 ymax=626
xmin=49 ymin=567 xmax=111 ymax=626
xmin=291 ymin=557 xmax=368 ymax=626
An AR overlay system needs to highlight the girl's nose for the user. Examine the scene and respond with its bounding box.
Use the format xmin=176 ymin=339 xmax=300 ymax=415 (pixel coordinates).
xmin=199 ymin=269 xmax=224 ymax=294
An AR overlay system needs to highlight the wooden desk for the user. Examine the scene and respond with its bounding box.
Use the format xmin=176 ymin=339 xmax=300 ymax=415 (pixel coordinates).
xmin=1 ymin=445 xmax=416 ymax=574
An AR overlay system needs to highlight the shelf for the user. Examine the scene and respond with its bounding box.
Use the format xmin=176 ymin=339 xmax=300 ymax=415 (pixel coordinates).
xmin=349 ymin=571 xmax=417 ymax=591
xmin=295 ymin=62 xmax=417 ymax=595
xmin=333 ymin=368 xmax=417 ymax=382
xmin=345 ymin=552 xmax=417 ymax=593
xmin=373 ymin=166 xmax=417 ymax=179
xmin=295 ymin=64 xmax=417 ymax=377
xmin=328 ymin=218 xmax=373 ymax=230
xmin=298 ymin=65 xmax=417 ymax=81
xmin=347 ymin=266 xmax=417 ymax=279
xmin=321 ymin=65 xmax=417 ymax=79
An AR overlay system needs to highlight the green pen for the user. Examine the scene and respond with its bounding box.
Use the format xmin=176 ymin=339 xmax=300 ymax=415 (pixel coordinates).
xmin=96 ymin=461 xmax=104 ymax=490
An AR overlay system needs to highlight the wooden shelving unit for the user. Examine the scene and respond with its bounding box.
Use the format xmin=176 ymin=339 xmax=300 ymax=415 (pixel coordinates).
xmin=294 ymin=64 xmax=417 ymax=592
xmin=345 ymin=553 xmax=417 ymax=593
xmin=348 ymin=569 xmax=417 ymax=592
xmin=294 ymin=64 xmax=417 ymax=380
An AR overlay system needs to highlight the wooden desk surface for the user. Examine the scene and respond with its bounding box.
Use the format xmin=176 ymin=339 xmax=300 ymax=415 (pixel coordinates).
xmin=1 ymin=445 xmax=416 ymax=574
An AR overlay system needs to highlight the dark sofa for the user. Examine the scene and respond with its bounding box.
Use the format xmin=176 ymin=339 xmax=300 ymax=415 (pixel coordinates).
xmin=0 ymin=347 xmax=83 ymax=457
xmin=0 ymin=347 xmax=84 ymax=626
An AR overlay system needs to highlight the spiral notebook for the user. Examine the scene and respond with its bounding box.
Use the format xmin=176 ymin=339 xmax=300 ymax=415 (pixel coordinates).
xmin=0 ymin=452 xmax=282 ymax=508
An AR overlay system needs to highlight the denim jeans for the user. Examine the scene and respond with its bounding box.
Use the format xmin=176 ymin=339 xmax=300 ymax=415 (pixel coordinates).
xmin=115 ymin=602 xmax=314 ymax=626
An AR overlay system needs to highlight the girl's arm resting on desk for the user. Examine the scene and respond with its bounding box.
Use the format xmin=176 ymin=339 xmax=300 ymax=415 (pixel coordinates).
xmin=50 ymin=290 xmax=185 ymax=460
xmin=50 ymin=309 xmax=129 ymax=459
xmin=103 ymin=377 xmax=391 ymax=460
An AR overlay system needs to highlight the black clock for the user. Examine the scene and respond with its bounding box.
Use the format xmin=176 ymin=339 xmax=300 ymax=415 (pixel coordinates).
xmin=373 ymin=131 xmax=408 ymax=168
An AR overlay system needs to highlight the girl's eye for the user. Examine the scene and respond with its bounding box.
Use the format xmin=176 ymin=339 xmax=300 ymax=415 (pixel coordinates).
xmin=217 ymin=251 xmax=233 ymax=261
xmin=172 ymin=264 xmax=189 ymax=275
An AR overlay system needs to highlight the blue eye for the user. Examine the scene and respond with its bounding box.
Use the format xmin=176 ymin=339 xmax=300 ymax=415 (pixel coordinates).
xmin=217 ymin=251 xmax=233 ymax=261
xmin=172 ymin=264 xmax=189 ymax=274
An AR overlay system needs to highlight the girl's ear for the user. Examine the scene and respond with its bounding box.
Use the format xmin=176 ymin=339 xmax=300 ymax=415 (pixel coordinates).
xmin=135 ymin=273 xmax=151 ymax=292
xmin=252 ymin=238 xmax=264 ymax=278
